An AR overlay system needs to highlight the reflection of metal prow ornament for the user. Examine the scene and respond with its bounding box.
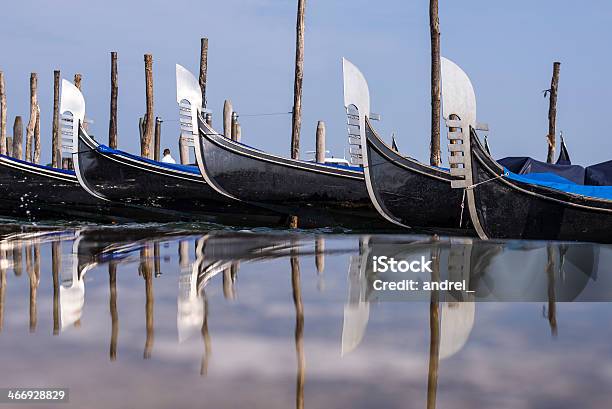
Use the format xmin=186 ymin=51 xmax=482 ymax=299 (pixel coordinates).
xmin=60 ymin=235 xmax=86 ymax=331
xmin=341 ymin=236 xmax=370 ymax=356
xmin=177 ymin=240 xmax=205 ymax=343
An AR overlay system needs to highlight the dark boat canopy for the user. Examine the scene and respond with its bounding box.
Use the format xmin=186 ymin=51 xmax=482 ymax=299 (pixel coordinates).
xmin=586 ymin=160 xmax=612 ymax=186
xmin=498 ymin=156 xmax=586 ymax=185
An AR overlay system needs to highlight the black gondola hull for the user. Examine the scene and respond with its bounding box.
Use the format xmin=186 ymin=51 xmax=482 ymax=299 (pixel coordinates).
xmin=363 ymin=118 xmax=467 ymax=230
xmin=0 ymin=155 xmax=162 ymax=223
xmin=76 ymin=130 xmax=284 ymax=226
xmin=197 ymin=121 xmax=392 ymax=229
xmin=467 ymin=131 xmax=612 ymax=243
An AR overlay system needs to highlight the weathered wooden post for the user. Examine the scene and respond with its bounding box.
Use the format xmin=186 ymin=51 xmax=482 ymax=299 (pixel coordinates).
xmin=291 ymin=0 xmax=306 ymax=161
xmin=12 ymin=116 xmax=23 ymax=160
xmin=52 ymin=70 xmax=61 ymax=167
xmin=546 ymin=62 xmax=561 ymax=164
xmin=223 ymin=100 xmax=233 ymax=139
xmin=0 ymin=71 xmax=6 ymax=155
xmin=205 ymin=112 xmax=212 ymax=126
xmin=6 ymin=137 xmax=12 ymax=157
xmin=315 ymin=121 xmax=325 ymax=163
xmin=231 ymin=112 xmax=238 ymax=141
xmin=25 ymin=73 xmax=38 ymax=162
xmin=109 ymin=52 xmax=118 ymax=149
xmin=73 ymin=73 xmax=82 ymax=90
xmin=429 ymin=0 xmax=441 ymax=167
xmin=289 ymin=0 xmax=306 ymax=229
xmin=235 ymin=122 xmax=242 ymax=143
xmin=200 ymin=38 xmax=209 ymax=108
xmin=154 ymin=117 xmax=162 ymax=161
xmin=179 ymin=137 xmax=189 ymax=165
xmin=33 ymin=105 xmax=40 ymax=164
xmin=142 ymin=54 xmax=155 ymax=159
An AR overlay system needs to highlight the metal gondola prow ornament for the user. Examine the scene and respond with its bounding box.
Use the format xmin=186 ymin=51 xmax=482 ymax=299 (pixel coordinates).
xmin=342 ymin=58 xmax=371 ymax=167
xmin=175 ymin=64 xmax=205 ymax=149
xmin=59 ymin=79 xmax=86 ymax=158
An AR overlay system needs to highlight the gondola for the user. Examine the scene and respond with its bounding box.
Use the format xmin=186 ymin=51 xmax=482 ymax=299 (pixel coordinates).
xmin=176 ymin=66 xmax=394 ymax=229
xmin=0 ymin=145 xmax=168 ymax=223
xmin=63 ymin=78 xmax=285 ymax=227
xmin=447 ymin=116 xmax=612 ymax=243
xmin=353 ymin=57 xmax=575 ymax=233
xmin=348 ymin=57 xmax=481 ymax=231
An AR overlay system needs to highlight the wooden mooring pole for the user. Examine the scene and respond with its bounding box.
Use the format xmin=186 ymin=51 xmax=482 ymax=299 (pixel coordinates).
xmin=74 ymin=73 xmax=82 ymax=90
xmin=429 ymin=0 xmax=441 ymax=167
xmin=546 ymin=62 xmax=561 ymax=164
xmin=13 ymin=116 xmax=23 ymax=160
xmin=231 ymin=112 xmax=239 ymax=141
xmin=289 ymin=0 xmax=306 ymax=229
xmin=223 ymin=100 xmax=233 ymax=139
xmin=142 ymin=54 xmax=154 ymax=159
xmin=109 ymin=52 xmax=118 ymax=149
xmin=0 ymin=71 xmax=6 ymax=155
xmin=52 ymin=70 xmax=61 ymax=167
xmin=154 ymin=117 xmax=162 ymax=161
xmin=200 ymin=38 xmax=209 ymax=108
xmin=25 ymin=73 xmax=38 ymax=163
xmin=315 ymin=121 xmax=325 ymax=163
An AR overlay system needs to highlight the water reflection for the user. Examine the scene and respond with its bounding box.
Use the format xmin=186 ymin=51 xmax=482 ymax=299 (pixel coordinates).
xmin=0 ymin=225 xmax=611 ymax=408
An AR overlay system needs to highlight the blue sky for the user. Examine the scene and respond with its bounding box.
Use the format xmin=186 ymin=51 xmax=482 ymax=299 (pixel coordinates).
xmin=1 ymin=0 xmax=611 ymax=165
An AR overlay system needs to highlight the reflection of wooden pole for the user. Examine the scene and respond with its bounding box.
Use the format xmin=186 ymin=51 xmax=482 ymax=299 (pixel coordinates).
xmin=27 ymin=245 xmax=40 ymax=332
xmin=222 ymin=267 xmax=235 ymax=300
xmin=0 ymin=251 xmax=6 ymax=332
xmin=200 ymin=292 xmax=211 ymax=376
xmin=52 ymin=242 xmax=61 ymax=335
xmin=546 ymin=245 xmax=558 ymax=336
xmin=154 ymin=242 xmax=161 ymax=277
xmin=315 ymin=236 xmax=325 ymax=273
xmin=140 ymin=247 xmax=155 ymax=359
xmin=109 ymin=261 xmax=119 ymax=361
xmin=546 ymin=62 xmax=561 ymax=164
xmin=427 ymin=245 xmax=440 ymax=409
xmin=429 ymin=0 xmax=441 ymax=167
xmin=52 ymin=70 xmax=61 ymax=167
xmin=12 ymin=246 xmax=22 ymax=276
xmin=291 ymin=252 xmax=305 ymax=409
xmin=179 ymin=241 xmax=189 ymax=269
xmin=109 ymin=52 xmax=119 ymax=149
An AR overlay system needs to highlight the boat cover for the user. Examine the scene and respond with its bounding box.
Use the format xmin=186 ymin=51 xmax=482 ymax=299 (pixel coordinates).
xmin=585 ymin=160 xmax=612 ymax=186
xmin=504 ymin=168 xmax=612 ymax=201
xmin=498 ymin=157 xmax=585 ymax=185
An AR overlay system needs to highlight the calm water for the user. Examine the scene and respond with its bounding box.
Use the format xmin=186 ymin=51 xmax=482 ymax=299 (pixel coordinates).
xmin=0 ymin=224 xmax=611 ymax=409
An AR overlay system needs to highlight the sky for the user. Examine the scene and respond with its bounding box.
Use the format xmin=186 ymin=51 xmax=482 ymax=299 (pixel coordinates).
xmin=1 ymin=0 xmax=612 ymax=166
